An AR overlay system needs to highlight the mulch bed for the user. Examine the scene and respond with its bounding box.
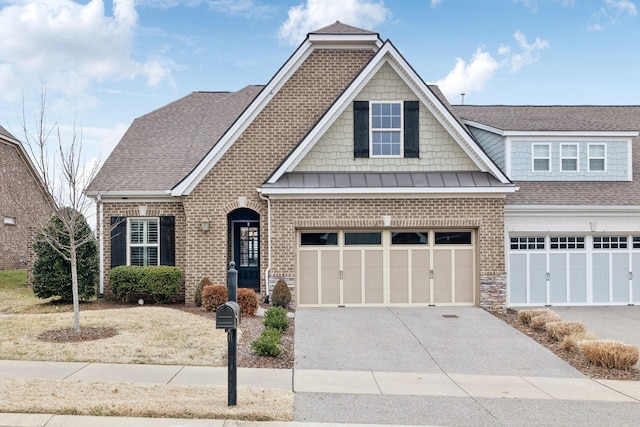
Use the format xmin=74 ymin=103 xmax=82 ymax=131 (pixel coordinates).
xmin=492 ymin=309 xmax=640 ymax=381
xmin=38 ymin=326 xmax=118 ymax=342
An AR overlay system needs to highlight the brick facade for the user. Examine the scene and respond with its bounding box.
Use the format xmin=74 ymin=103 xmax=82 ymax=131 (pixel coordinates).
xmin=0 ymin=139 xmax=51 ymax=272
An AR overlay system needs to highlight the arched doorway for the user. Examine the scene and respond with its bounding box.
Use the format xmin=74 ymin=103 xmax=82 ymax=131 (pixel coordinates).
xmin=227 ymin=208 xmax=260 ymax=290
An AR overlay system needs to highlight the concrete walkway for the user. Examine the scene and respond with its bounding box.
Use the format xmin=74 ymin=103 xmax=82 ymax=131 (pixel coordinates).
xmin=1 ymin=359 xmax=640 ymax=426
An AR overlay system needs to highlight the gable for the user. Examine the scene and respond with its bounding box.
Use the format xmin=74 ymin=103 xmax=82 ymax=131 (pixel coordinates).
xmin=294 ymin=62 xmax=478 ymax=173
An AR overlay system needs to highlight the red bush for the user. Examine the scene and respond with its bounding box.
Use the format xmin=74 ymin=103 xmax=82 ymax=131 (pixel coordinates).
xmin=237 ymin=288 xmax=259 ymax=317
xmin=201 ymin=285 xmax=227 ymax=311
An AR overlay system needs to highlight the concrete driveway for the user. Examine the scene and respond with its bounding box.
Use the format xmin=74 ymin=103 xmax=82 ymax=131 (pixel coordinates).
xmin=294 ymin=306 xmax=583 ymax=377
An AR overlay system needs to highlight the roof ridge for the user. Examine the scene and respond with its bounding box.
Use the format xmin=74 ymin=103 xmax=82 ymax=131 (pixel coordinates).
xmin=310 ymin=21 xmax=377 ymax=35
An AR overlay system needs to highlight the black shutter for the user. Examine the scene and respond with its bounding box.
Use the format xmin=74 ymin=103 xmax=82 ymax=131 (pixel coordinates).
xmin=353 ymin=101 xmax=369 ymax=158
xmin=160 ymin=216 xmax=175 ymax=266
xmin=110 ymin=216 xmax=126 ymax=268
xmin=404 ymin=100 xmax=419 ymax=158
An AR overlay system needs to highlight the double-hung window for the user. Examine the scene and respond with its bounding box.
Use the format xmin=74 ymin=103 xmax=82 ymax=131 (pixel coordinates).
xmin=371 ymin=102 xmax=402 ymax=157
xmin=532 ymin=144 xmax=550 ymax=172
xmin=588 ymin=143 xmax=606 ymax=171
xmin=560 ymin=144 xmax=578 ymax=171
xmin=129 ymin=218 xmax=159 ymax=266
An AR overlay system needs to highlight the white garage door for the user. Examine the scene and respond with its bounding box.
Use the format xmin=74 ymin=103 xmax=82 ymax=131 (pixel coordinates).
xmin=508 ymin=235 xmax=640 ymax=306
xmin=298 ymin=230 xmax=476 ymax=307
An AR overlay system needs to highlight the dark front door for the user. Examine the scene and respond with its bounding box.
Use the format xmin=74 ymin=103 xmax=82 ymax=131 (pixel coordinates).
xmin=233 ymin=221 xmax=259 ymax=290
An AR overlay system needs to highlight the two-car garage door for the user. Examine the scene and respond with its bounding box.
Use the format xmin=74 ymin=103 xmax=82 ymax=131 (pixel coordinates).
xmin=509 ymin=235 xmax=640 ymax=305
xmin=297 ymin=230 xmax=476 ymax=307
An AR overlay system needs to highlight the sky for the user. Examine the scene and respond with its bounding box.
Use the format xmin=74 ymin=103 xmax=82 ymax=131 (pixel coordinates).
xmin=1 ymin=0 xmax=639 ymax=169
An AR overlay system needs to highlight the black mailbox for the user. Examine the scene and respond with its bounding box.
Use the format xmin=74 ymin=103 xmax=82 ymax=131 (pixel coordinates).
xmin=216 ymin=301 xmax=241 ymax=330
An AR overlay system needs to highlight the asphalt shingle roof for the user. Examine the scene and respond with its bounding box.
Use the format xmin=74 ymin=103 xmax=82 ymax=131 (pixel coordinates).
xmin=0 ymin=125 xmax=16 ymax=140
xmin=88 ymin=85 xmax=263 ymax=193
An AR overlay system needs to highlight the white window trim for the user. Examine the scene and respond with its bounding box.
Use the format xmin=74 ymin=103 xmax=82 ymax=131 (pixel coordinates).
xmin=127 ymin=217 xmax=160 ymax=266
xmin=369 ymin=101 xmax=403 ymax=158
xmin=588 ymin=143 xmax=607 ymax=172
xmin=532 ymin=143 xmax=551 ymax=172
xmin=560 ymin=143 xmax=579 ymax=172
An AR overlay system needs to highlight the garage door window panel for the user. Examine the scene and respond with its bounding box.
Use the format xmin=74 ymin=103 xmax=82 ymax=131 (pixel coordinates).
xmin=392 ymin=232 xmax=428 ymax=245
xmin=593 ymin=236 xmax=627 ymax=249
xmin=550 ymin=237 xmax=585 ymax=250
xmin=301 ymin=232 xmax=338 ymax=246
xmin=435 ymin=232 xmax=472 ymax=245
xmin=344 ymin=232 xmax=381 ymax=245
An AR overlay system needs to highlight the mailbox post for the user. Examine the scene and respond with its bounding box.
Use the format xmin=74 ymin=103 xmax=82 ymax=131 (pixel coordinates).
xmin=215 ymin=261 xmax=240 ymax=406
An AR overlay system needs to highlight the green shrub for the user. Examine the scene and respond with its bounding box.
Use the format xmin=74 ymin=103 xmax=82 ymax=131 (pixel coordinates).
xmin=271 ymin=279 xmax=291 ymax=308
xmin=32 ymin=210 xmax=98 ymax=302
xmin=201 ymin=285 xmax=228 ymax=311
xmin=263 ymin=306 xmax=289 ymax=332
xmin=140 ymin=266 xmax=182 ymax=303
xmin=195 ymin=277 xmax=213 ymax=306
xmin=109 ymin=265 xmax=182 ymax=303
xmin=237 ymin=288 xmax=259 ymax=317
xmin=110 ymin=266 xmax=144 ymax=301
xmin=250 ymin=327 xmax=282 ymax=357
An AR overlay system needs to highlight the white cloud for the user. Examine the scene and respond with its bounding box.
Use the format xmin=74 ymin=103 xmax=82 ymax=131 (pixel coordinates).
xmin=589 ymin=0 xmax=637 ymax=30
xmin=435 ymin=31 xmax=549 ymax=102
xmin=435 ymin=49 xmax=499 ymax=103
xmin=0 ymin=0 xmax=174 ymax=103
xmin=278 ymin=0 xmax=391 ymax=46
xmin=509 ymin=30 xmax=549 ymax=71
xmin=430 ymin=0 xmax=443 ymax=6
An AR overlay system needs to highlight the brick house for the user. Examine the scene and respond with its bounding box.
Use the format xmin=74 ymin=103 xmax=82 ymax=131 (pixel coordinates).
xmin=0 ymin=125 xmax=53 ymax=271
xmin=87 ymin=22 xmax=640 ymax=309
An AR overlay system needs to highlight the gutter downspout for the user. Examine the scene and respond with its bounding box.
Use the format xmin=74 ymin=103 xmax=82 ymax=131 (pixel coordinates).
xmin=97 ymin=194 xmax=104 ymax=297
xmin=258 ymin=190 xmax=272 ymax=303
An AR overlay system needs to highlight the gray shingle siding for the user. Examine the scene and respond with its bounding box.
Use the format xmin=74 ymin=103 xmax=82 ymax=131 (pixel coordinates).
xmin=467 ymin=126 xmax=505 ymax=170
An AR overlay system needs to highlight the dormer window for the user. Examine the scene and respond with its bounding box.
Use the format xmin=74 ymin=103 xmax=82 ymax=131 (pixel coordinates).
xmin=532 ymin=144 xmax=550 ymax=172
xmin=371 ymin=102 xmax=402 ymax=156
xmin=588 ymin=143 xmax=606 ymax=171
xmin=560 ymin=144 xmax=578 ymax=172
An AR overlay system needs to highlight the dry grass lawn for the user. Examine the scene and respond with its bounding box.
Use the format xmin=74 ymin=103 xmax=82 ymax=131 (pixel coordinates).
xmin=0 ymin=378 xmax=294 ymax=421
xmin=0 ymin=307 xmax=228 ymax=365
xmin=0 ymin=272 xmax=294 ymax=421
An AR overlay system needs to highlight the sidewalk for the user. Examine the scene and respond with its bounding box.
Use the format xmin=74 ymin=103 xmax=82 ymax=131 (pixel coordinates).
xmin=1 ymin=360 xmax=640 ymax=426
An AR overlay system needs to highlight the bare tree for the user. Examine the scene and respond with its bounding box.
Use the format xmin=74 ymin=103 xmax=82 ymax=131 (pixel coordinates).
xmin=20 ymin=85 xmax=100 ymax=332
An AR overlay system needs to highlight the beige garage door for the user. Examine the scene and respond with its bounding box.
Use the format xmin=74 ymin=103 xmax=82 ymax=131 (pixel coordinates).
xmin=297 ymin=230 xmax=476 ymax=307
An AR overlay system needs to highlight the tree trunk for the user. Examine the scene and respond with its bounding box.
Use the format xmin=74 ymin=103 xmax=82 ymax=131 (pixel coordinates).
xmin=71 ymin=243 xmax=80 ymax=333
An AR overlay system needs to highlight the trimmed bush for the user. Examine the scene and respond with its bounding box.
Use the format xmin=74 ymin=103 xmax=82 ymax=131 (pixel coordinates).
xmin=195 ymin=277 xmax=214 ymax=306
xmin=263 ymin=307 xmax=289 ymax=332
xmin=201 ymin=285 xmax=227 ymax=311
xmin=561 ymin=331 xmax=599 ymax=351
xmin=517 ymin=308 xmax=553 ymax=326
xmin=237 ymin=288 xmax=259 ymax=317
xmin=110 ymin=266 xmax=144 ymax=302
xmin=110 ymin=266 xmax=182 ymax=303
xmin=545 ymin=321 xmax=587 ymax=341
xmin=140 ymin=266 xmax=182 ymax=303
xmin=251 ymin=328 xmax=282 ymax=357
xmin=530 ymin=312 xmax=562 ymax=330
xmin=271 ymin=279 xmax=291 ymax=308
xmin=580 ymin=340 xmax=639 ymax=369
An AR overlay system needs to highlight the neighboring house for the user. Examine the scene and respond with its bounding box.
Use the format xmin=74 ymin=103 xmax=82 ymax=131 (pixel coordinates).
xmin=87 ymin=22 xmax=639 ymax=309
xmin=0 ymin=125 xmax=53 ymax=271
xmin=453 ymin=106 xmax=640 ymax=306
